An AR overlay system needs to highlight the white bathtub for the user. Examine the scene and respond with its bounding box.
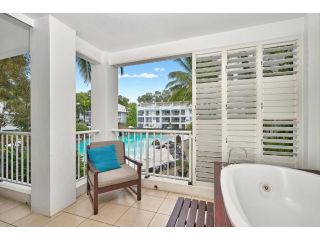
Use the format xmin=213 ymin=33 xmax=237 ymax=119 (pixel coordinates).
xmin=221 ymin=164 xmax=320 ymax=227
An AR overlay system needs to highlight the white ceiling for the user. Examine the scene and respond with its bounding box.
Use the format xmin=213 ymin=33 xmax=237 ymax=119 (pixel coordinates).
xmin=26 ymin=13 xmax=305 ymax=52
xmin=0 ymin=14 xmax=29 ymax=60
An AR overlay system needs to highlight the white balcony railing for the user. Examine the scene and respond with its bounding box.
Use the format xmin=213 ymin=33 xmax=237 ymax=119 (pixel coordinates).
xmin=112 ymin=129 xmax=193 ymax=182
xmin=1 ymin=129 xmax=191 ymax=187
xmin=0 ymin=130 xmax=99 ymax=186
xmin=0 ymin=131 xmax=31 ymax=186
xmin=76 ymin=130 xmax=99 ymax=181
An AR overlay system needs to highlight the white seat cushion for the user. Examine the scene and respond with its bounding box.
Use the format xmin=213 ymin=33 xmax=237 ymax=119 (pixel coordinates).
xmin=88 ymin=164 xmax=138 ymax=188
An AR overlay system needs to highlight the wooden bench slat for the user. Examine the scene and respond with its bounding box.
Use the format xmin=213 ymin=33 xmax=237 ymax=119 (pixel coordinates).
xmin=176 ymin=198 xmax=191 ymax=227
xmin=206 ymin=202 xmax=214 ymax=227
xmin=196 ymin=200 xmax=206 ymax=227
xmin=166 ymin=197 xmax=184 ymax=227
xmin=186 ymin=199 xmax=198 ymax=227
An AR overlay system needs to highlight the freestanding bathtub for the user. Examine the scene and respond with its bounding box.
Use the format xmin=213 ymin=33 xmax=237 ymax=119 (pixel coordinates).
xmin=221 ymin=164 xmax=320 ymax=227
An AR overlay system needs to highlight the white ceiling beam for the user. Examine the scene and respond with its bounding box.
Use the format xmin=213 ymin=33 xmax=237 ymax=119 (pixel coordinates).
xmin=6 ymin=13 xmax=34 ymax=27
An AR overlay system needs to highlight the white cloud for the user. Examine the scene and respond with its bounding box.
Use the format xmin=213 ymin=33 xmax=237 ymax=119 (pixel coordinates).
xmin=118 ymin=73 xmax=158 ymax=79
xmin=154 ymin=67 xmax=165 ymax=72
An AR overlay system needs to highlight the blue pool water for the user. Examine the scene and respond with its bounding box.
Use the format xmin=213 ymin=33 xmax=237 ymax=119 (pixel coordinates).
xmin=76 ymin=133 xmax=171 ymax=158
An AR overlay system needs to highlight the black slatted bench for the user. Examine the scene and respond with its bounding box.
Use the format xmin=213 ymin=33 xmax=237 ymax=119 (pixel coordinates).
xmin=166 ymin=197 xmax=214 ymax=227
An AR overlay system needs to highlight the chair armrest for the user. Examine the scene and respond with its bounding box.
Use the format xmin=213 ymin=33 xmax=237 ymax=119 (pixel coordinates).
xmin=125 ymin=156 xmax=143 ymax=167
xmin=87 ymin=160 xmax=99 ymax=175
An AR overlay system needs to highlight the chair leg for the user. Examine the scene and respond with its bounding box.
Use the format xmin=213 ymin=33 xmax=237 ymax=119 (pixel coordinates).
xmin=93 ymin=189 xmax=98 ymax=215
xmin=87 ymin=179 xmax=90 ymax=195
xmin=137 ymin=181 xmax=141 ymax=201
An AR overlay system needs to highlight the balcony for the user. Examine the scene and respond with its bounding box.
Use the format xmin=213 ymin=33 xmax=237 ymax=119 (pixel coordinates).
xmin=1 ymin=12 xmax=320 ymax=228
xmin=0 ymin=129 xmax=211 ymax=227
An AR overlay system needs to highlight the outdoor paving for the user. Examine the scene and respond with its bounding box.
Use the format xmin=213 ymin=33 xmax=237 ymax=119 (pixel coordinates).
xmin=0 ymin=188 xmax=213 ymax=227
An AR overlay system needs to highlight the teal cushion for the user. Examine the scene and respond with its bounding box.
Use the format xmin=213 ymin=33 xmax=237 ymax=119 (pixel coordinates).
xmin=88 ymin=144 xmax=121 ymax=172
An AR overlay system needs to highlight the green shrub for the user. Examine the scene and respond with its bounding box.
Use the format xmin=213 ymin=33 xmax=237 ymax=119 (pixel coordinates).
xmin=76 ymin=122 xmax=89 ymax=132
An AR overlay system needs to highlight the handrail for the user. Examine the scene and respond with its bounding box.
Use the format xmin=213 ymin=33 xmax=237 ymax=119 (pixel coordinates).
xmin=112 ymin=128 xmax=191 ymax=135
xmin=76 ymin=130 xmax=100 ymax=134
xmin=0 ymin=130 xmax=100 ymax=136
xmin=0 ymin=131 xmax=31 ymax=136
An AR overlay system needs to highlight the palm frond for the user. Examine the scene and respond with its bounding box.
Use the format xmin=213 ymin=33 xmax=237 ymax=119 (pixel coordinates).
xmin=174 ymin=57 xmax=192 ymax=74
xmin=76 ymin=56 xmax=91 ymax=83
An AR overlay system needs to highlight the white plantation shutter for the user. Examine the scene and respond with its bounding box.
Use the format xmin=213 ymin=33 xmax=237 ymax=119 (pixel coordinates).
xmin=261 ymin=41 xmax=299 ymax=165
xmin=193 ymin=40 xmax=301 ymax=183
xmin=226 ymin=48 xmax=258 ymax=161
xmin=195 ymin=53 xmax=222 ymax=182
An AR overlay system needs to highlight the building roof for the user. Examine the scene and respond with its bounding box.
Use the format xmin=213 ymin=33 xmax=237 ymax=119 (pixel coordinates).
xmin=118 ymin=104 xmax=127 ymax=113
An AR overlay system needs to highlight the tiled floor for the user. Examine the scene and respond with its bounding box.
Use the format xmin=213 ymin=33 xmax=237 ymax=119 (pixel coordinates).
xmin=0 ymin=188 xmax=213 ymax=227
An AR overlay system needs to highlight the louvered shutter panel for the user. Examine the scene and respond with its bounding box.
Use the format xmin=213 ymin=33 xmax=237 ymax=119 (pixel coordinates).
xmin=195 ymin=53 xmax=222 ymax=182
xmin=226 ymin=48 xmax=258 ymax=161
xmin=261 ymin=41 xmax=299 ymax=165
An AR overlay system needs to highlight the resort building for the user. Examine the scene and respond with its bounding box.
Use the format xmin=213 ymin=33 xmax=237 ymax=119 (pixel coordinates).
xmin=79 ymin=103 xmax=127 ymax=126
xmin=0 ymin=102 xmax=18 ymax=131
xmin=117 ymin=104 xmax=127 ymax=124
xmin=137 ymin=102 xmax=192 ymax=129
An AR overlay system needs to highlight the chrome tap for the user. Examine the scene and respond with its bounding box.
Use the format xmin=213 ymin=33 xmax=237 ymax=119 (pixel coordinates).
xmin=227 ymin=147 xmax=248 ymax=165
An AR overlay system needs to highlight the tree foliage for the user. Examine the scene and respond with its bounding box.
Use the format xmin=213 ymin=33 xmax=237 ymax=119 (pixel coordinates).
xmin=76 ymin=56 xmax=91 ymax=83
xmin=137 ymin=90 xmax=171 ymax=103
xmin=118 ymin=95 xmax=130 ymax=107
xmin=165 ymin=57 xmax=192 ymax=102
xmin=0 ymin=54 xmax=31 ymax=131
xmin=76 ymin=92 xmax=91 ymax=123
xmin=126 ymin=102 xmax=137 ymax=127
xmin=76 ymin=122 xmax=89 ymax=131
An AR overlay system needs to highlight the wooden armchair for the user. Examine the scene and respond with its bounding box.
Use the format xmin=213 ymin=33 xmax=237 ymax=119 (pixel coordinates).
xmin=86 ymin=141 xmax=142 ymax=215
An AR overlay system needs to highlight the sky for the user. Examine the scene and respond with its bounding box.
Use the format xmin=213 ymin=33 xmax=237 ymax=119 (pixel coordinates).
xmin=76 ymin=59 xmax=184 ymax=103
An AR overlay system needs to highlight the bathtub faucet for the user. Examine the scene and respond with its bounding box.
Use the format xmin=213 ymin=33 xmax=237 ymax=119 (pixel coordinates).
xmin=227 ymin=147 xmax=248 ymax=165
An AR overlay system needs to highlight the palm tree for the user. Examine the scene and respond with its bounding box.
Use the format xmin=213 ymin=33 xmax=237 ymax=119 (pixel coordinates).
xmin=165 ymin=57 xmax=192 ymax=102
xmin=76 ymin=56 xmax=124 ymax=83
xmin=76 ymin=56 xmax=91 ymax=83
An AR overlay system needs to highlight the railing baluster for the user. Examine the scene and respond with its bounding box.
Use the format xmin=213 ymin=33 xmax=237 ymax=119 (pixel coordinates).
xmin=6 ymin=135 xmax=8 ymax=181
xmin=128 ymin=132 xmax=131 ymax=159
xmin=181 ymin=134 xmax=184 ymax=178
xmin=145 ymin=132 xmax=149 ymax=173
xmin=1 ymin=134 xmax=3 ymax=181
xmin=189 ymin=133 xmax=192 ymax=181
xmin=83 ymin=133 xmax=86 ymax=178
xmin=160 ymin=133 xmax=162 ymax=175
xmin=174 ymin=133 xmax=177 ymax=177
xmin=139 ymin=132 xmax=143 ymax=162
xmin=133 ymin=132 xmax=136 ymax=160
xmin=166 ymin=134 xmax=169 ymax=176
xmin=15 ymin=135 xmax=18 ymax=182
xmin=11 ymin=135 xmax=13 ymax=181
xmin=77 ymin=133 xmax=80 ymax=180
xmin=153 ymin=133 xmax=155 ymax=175
xmin=21 ymin=135 xmax=24 ymax=183
xmin=27 ymin=135 xmax=30 ymax=184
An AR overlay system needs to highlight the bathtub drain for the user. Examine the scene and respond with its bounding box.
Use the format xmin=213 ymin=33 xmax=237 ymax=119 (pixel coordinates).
xmin=261 ymin=183 xmax=271 ymax=192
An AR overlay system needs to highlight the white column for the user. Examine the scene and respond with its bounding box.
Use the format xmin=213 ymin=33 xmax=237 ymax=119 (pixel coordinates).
xmin=30 ymin=16 xmax=76 ymax=216
xmin=304 ymin=14 xmax=320 ymax=170
xmin=91 ymin=61 xmax=118 ymax=141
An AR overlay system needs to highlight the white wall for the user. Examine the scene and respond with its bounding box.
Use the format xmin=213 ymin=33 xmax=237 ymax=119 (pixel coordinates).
xmin=303 ymin=14 xmax=320 ymax=170
xmin=30 ymin=15 xmax=76 ymax=216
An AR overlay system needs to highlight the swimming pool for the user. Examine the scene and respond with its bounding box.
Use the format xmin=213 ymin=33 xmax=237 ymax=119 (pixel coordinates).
xmin=76 ymin=133 xmax=171 ymax=158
